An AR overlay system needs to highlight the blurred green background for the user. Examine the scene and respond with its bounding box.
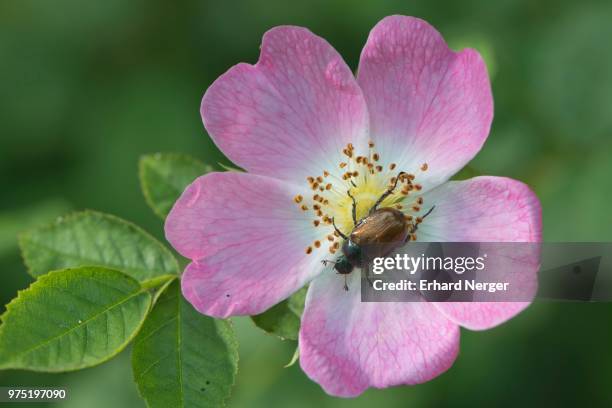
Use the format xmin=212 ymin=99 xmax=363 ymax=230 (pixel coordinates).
xmin=1 ymin=0 xmax=612 ymax=407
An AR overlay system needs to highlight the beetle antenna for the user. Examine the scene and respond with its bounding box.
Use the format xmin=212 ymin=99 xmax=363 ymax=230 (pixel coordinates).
xmin=421 ymin=205 xmax=435 ymax=219
xmin=331 ymin=217 xmax=348 ymax=240
xmin=369 ymin=171 xmax=406 ymax=215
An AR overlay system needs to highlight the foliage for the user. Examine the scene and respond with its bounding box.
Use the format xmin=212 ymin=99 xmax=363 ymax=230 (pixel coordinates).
xmin=251 ymin=286 xmax=308 ymax=341
xmin=132 ymin=280 xmax=238 ymax=407
xmin=19 ymin=211 xmax=179 ymax=281
xmin=0 ymin=267 xmax=151 ymax=372
xmin=139 ymin=153 xmax=213 ymax=219
xmin=0 ymin=157 xmax=253 ymax=407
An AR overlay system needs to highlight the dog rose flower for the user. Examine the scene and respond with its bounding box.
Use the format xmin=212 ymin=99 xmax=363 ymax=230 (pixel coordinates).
xmin=165 ymin=15 xmax=541 ymax=397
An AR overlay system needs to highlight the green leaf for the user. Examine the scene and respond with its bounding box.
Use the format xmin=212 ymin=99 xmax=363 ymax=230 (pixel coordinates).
xmin=251 ymin=286 xmax=308 ymax=341
xmin=0 ymin=267 xmax=152 ymax=372
xmin=19 ymin=210 xmax=179 ymax=281
xmin=284 ymin=347 xmax=299 ymax=368
xmin=132 ymin=280 xmax=238 ymax=408
xmin=139 ymin=153 xmax=212 ymax=219
xmin=217 ymin=162 xmax=244 ymax=173
xmin=0 ymin=198 xmax=71 ymax=258
xmin=149 ymin=275 xmax=178 ymax=305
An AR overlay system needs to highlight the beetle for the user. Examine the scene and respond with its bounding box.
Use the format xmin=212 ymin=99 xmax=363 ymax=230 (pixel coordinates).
xmin=323 ymin=172 xmax=434 ymax=290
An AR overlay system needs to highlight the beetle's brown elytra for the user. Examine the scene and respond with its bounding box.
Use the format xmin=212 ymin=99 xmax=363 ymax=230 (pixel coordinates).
xmin=350 ymin=207 xmax=410 ymax=259
xmin=326 ymin=203 xmax=434 ymax=291
xmin=294 ymin=142 xmax=433 ymax=290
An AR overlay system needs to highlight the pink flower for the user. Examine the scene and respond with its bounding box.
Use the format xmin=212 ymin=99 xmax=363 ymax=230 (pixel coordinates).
xmin=165 ymin=15 xmax=541 ymax=397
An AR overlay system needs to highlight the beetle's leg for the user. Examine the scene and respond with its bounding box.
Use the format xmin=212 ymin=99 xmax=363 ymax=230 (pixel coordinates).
xmin=404 ymin=205 xmax=436 ymax=243
xmin=369 ymin=171 xmax=406 ymax=215
xmin=347 ymin=190 xmax=357 ymax=226
xmin=331 ymin=217 xmax=348 ymax=240
xmin=343 ymin=275 xmax=349 ymax=291
xmin=321 ymin=259 xmax=337 ymax=267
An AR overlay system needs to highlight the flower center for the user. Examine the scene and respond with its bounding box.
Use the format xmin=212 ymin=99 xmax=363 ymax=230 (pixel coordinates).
xmin=294 ymin=142 xmax=431 ymax=255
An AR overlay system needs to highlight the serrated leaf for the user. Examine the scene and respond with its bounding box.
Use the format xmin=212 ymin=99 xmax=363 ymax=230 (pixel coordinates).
xmin=19 ymin=211 xmax=179 ymax=281
xmin=0 ymin=198 xmax=71 ymax=258
xmin=139 ymin=153 xmax=212 ymax=219
xmin=132 ymin=281 xmax=238 ymax=408
xmin=251 ymin=286 xmax=308 ymax=341
xmin=0 ymin=267 xmax=152 ymax=372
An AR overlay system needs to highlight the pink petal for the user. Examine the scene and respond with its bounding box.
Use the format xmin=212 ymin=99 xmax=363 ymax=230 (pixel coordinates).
xmin=165 ymin=172 xmax=326 ymax=317
xmin=357 ymin=16 xmax=493 ymax=189
xmin=418 ymin=176 xmax=542 ymax=242
xmin=418 ymin=176 xmax=542 ymax=330
xmin=299 ymin=272 xmax=460 ymax=397
xmin=201 ymin=26 xmax=369 ymax=183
